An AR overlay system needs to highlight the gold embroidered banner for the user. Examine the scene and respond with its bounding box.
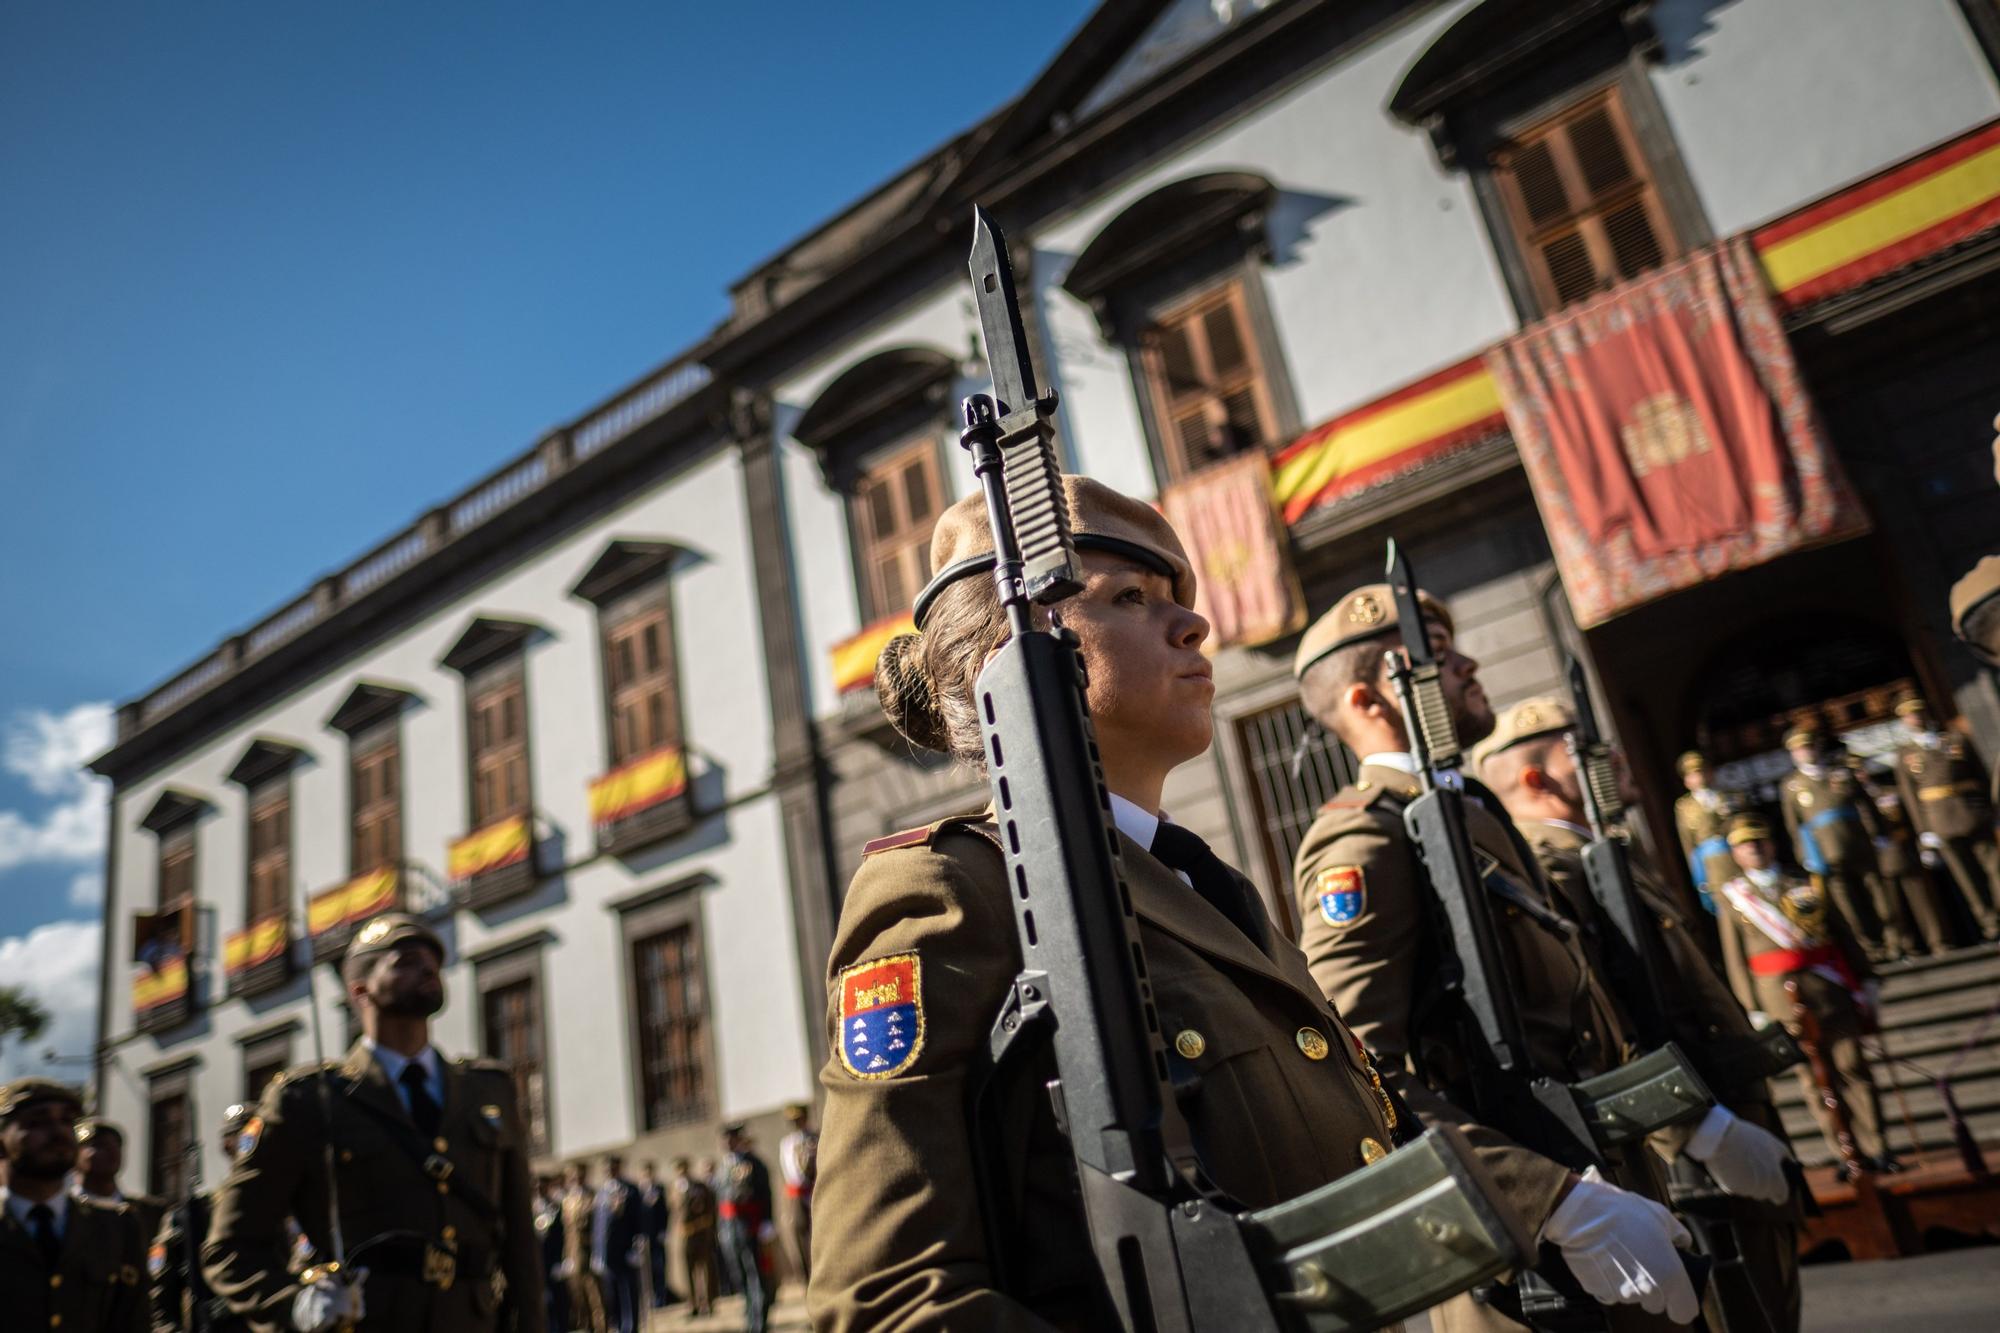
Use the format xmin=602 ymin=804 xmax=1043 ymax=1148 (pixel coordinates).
xmin=1160 ymin=453 xmax=1306 ymax=649
xmin=1485 ymin=237 xmax=1869 ymax=627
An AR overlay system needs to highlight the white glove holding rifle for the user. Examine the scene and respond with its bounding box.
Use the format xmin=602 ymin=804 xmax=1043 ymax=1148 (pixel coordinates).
xmin=1540 ymin=1168 xmax=1699 ymax=1323
xmin=292 ymin=1264 xmax=367 ymax=1332
xmin=1683 ymin=1104 xmax=1794 ymax=1204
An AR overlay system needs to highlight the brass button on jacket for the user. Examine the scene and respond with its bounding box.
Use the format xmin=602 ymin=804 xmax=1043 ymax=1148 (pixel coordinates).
xmin=1173 ymin=1029 xmax=1206 ymax=1060
xmin=1295 ymin=1027 xmax=1329 ymax=1060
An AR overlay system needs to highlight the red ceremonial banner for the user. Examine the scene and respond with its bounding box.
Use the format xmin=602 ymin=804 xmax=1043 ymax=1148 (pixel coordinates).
xmin=1485 ymin=236 xmax=1869 ymax=627
xmin=1159 ymin=452 xmax=1306 ymax=649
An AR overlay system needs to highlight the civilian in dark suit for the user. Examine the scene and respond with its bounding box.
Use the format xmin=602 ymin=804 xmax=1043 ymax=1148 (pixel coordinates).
xmin=636 ymin=1161 xmax=676 ymax=1308
xmin=533 ymin=1175 xmax=569 ymax=1333
xmin=591 ymin=1155 xmax=644 ymax=1333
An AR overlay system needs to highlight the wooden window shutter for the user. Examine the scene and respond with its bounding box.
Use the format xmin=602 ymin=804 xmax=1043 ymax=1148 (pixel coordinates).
xmin=1142 ymin=281 xmax=1277 ymax=484
xmin=851 ymin=436 xmax=944 ymax=621
xmin=1493 ymin=86 xmax=1680 ymax=313
xmin=601 ymin=584 xmax=682 ymax=768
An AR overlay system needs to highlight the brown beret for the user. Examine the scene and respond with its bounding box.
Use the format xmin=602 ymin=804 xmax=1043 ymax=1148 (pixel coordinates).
xmin=1676 ymin=750 xmax=1709 ymax=775
xmin=1949 ymin=556 xmax=2000 ymax=652
xmin=344 ymin=912 xmax=445 ymax=970
xmin=1893 ymin=690 xmax=1927 ymax=717
xmin=1727 ymin=813 xmax=1773 ymax=845
xmin=1293 ymin=583 xmax=1454 ymax=680
xmin=783 ymin=1102 xmax=810 ymax=1122
xmin=1471 ymin=695 xmax=1574 ymax=771
xmin=1783 ymin=727 xmax=1821 ymax=751
xmin=909 ymin=476 xmax=1195 ymax=629
xmin=0 ymin=1077 xmax=83 ymax=1121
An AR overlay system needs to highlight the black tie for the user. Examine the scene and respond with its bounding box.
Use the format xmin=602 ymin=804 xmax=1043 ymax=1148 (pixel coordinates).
xmin=401 ymin=1062 xmax=443 ymax=1138
xmin=1149 ymin=822 xmax=1270 ymax=951
xmin=28 ymin=1203 xmax=59 ymax=1271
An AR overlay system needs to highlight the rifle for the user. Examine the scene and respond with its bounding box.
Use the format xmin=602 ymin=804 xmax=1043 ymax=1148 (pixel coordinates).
xmin=1383 ymin=542 xmax=1713 ymax=1330
xmin=1562 ymin=659 xmax=1790 ymax=1333
xmin=957 ymin=207 xmax=1531 ymax=1333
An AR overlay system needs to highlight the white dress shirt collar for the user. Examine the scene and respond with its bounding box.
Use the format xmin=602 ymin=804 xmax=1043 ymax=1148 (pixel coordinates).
xmin=2 ymin=1186 xmax=69 ymax=1236
xmin=1360 ymin=751 xmax=1418 ymax=775
xmin=365 ymin=1037 xmax=442 ymax=1096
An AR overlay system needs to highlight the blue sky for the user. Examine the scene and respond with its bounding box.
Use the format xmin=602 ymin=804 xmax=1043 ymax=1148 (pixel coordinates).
xmin=0 ymin=0 xmax=1094 ymax=1072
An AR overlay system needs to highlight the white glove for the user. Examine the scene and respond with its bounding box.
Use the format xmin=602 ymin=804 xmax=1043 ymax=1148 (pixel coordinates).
xmin=1919 ymin=831 xmax=1945 ymax=850
xmin=1540 ymin=1169 xmax=1698 ymax=1324
xmin=292 ymin=1267 xmax=366 ymax=1332
xmin=1747 ymin=1010 xmax=1772 ymax=1029
xmin=1921 ymin=847 xmax=1942 ymax=868
xmin=1683 ymin=1105 xmax=1793 ymax=1204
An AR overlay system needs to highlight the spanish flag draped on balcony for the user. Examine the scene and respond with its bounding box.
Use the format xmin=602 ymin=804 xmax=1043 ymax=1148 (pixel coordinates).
xmin=1484 ymin=235 xmax=1869 ymax=628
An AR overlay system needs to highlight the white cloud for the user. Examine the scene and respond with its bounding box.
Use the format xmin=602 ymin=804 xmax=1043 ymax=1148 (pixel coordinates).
xmin=0 ymin=702 xmax=112 ymax=873
xmin=69 ymin=872 xmax=103 ymax=908
xmin=0 ymin=918 xmax=101 ymax=1082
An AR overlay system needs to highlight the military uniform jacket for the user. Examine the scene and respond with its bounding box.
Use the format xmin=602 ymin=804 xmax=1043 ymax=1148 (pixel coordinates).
xmin=1673 ymin=790 xmax=1737 ymax=890
xmin=1294 ymin=764 xmax=1659 ymax=1234
xmin=203 ymin=1039 xmax=544 ymax=1333
xmin=673 ymin=1179 xmax=716 ymax=1237
xmin=1893 ymin=733 xmax=1994 ymax=840
xmin=810 ymin=813 xmax=1398 ymax=1333
xmin=0 ymin=1191 xmax=148 ymax=1333
xmin=1521 ymin=820 xmax=1777 ymax=1115
xmin=151 ymin=1191 xmax=256 ymax=1333
xmin=1779 ymin=766 xmax=1880 ymax=873
xmin=1713 ymin=872 xmax=1874 ymax=1022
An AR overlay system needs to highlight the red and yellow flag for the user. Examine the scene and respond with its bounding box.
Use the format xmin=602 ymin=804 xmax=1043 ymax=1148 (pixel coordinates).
xmin=224 ymin=913 xmax=289 ymax=975
xmin=588 ymin=746 xmax=689 ymax=826
xmin=308 ymin=867 xmax=399 ymax=939
xmin=447 ymin=815 xmax=532 ymax=883
xmin=830 ymin=611 xmax=917 ymax=695
xmin=133 ymin=956 xmax=189 ymax=1012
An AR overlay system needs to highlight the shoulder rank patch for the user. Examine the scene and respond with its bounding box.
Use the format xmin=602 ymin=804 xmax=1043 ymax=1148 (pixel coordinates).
xmin=863 ymin=826 xmax=933 ymax=856
xmin=1316 ymin=866 xmax=1366 ymax=926
xmin=235 ymin=1114 xmax=263 ymax=1162
xmin=148 ymin=1240 xmax=168 ymax=1280
xmin=836 ymin=953 xmax=924 ymax=1079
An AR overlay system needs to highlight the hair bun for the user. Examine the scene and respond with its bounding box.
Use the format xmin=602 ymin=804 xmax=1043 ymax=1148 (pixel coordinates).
xmin=875 ymin=633 xmax=949 ymax=752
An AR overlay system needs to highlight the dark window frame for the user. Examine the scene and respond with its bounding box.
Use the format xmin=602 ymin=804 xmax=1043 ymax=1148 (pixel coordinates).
xmin=1958 ymin=0 xmax=2000 ymax=82
xmin=847 ymin=429 xmax=951 ymax=623
xmin=474 ymin=941 xmax=553 ymax=1158
xmin=346 ymin=718 xmax=404 ymax=878
xmin=1134 ymin=272 xmax=1288 ymax=485
xmin=463 ymin=653 xmax=533 ymax=833
xmin=146 ymin=1061 xmax=197 ymax=1202
xmin=243 ymin=773 xmax=293 ymax=928
xmin=598 ymin=580 xmax=685 ymax=770
xmin=621 ymin=886 xmax=716 ymax=1133
xmin=240 ymin=1027 xmax=295 ymax=1106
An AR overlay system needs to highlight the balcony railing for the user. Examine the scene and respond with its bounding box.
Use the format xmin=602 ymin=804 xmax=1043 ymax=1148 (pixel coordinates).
xmin=224 ymin=912 xmax=294 ymax=998
xmin=448 ymin=814 xmax=538 ymax=912
xmin=588 ymin=745 xmax=693 ymax=856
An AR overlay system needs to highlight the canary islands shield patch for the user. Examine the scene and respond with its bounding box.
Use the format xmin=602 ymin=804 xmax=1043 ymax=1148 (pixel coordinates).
xmin=1317 ymin=866 xmax=1365 ymax=926
xmin=837 ymin=953 xmax=924 ymax=1079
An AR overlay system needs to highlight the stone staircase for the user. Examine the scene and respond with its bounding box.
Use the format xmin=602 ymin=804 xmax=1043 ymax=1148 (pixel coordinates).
xmin=1769 ymin=941 xmax=2000 ymax=1170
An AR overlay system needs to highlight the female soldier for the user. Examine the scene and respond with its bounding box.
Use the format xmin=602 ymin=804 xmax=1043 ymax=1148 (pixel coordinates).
xmin=808 ymin=477 xmax=1409 ymax=1331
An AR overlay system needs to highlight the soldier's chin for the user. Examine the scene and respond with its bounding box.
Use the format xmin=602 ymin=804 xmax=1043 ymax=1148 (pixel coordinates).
xmin=382 ymin=985 xmax=446 ymax=1017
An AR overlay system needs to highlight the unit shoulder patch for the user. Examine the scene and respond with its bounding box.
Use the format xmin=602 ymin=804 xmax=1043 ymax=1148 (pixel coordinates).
xmin=1315 ymin=865 xmax=1367 ymax=927
xmin=235 ymin=1115 xmax=264 ymax=1162
xmin=835 ymin=953 xmax=925 ymax=1079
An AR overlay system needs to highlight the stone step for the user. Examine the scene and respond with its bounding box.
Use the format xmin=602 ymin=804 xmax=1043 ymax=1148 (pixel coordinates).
xmin=1873 ymin=948 xmax=2000 ymax=1003
xmin=1874 ymin=941 xmax=2000 ymax=983
xmin=1764 ymin=1041 xmax=1999 ymax=1101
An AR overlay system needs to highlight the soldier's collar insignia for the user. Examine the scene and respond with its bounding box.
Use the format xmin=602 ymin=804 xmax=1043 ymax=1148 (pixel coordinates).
xmin=235 ymin=1115 xmax=264 ymax=1162
xmin=836 ymin=953 xmax=924 ymax=1079
xmin=1316 ymin=865 xmax=1365 ymax=927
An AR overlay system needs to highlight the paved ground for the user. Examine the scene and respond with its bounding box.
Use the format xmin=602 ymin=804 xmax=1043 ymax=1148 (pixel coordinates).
xmin=608 ymin=1249 xmax=2000 ymax=1330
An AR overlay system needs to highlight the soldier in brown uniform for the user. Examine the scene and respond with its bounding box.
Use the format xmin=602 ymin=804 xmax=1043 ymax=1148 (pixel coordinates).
xmin=1951 ymin=559 xmax=2000 ymax=807
xmin=810 ymin=478 xmax=1409 ymax=1331
xmin=1476 ymin=699 xmax=1802 ymax=1333
xmin=1671 ymin=752 xmax=1737 ymax=916
xmin=670 ymin=1157 xmax=717 ymax=1318
xmin=1857 ymin=743 xmax=1952 ymax=957
xmin=558 ymin=1163 xmax=607 ymax=1333
xmin=1711 ymin=817 xmax=1893 ymax=1174
xmin=203 ymin=914 xmax=544 ymax=1332
xmin=0 ymin=1078 xmax=149 ymax=1333
xmin=1892 ymin=691 xmax=2000 ymax=941
xmin=1291 ymin=587 xmax=1703 ymax=1331
xmin=1778 ymin=729 xmax=1907 ymax=960
xmin=72 ymin=1120 xmax=166 ymax=1244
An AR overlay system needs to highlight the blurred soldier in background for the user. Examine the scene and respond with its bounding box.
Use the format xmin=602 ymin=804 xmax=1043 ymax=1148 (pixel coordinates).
xmin=1893 ymin=691 xmax=2000 ymax=942
xmin=1674 ymin=750 xmax=1737 ymax=915
xmin=1780 ymin=728 xmax=1907 ymax=960
xmin=73 ymin=1119 xmax=165 ymax=1243
xmin=150 ymin=1102 xmax=256 ymax=1333
xmin=0 ymin=1077 xmax=149 ymax=1333
xmin=776 ymin=1102 xmax=816 ymax=1288
xmin=714 ymin=1124 xmax=771 ymax=1333
xmin=673 ymin=1157 xmax=717 ymax=1318
xmin=1713 ymin=817 xmax=1894 ymax=1175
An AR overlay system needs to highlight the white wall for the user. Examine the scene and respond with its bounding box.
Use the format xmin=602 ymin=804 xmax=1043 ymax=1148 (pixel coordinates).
xmin=1036 ymin=2 xmax=1519 ymax=483
xmin=99 ymin=442 xmax=813 ymax=1185
xmin=1650 ymin=0 xmax=2000 ymax=236
xmin=772 ymin=284 xmax=989 ymax=717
